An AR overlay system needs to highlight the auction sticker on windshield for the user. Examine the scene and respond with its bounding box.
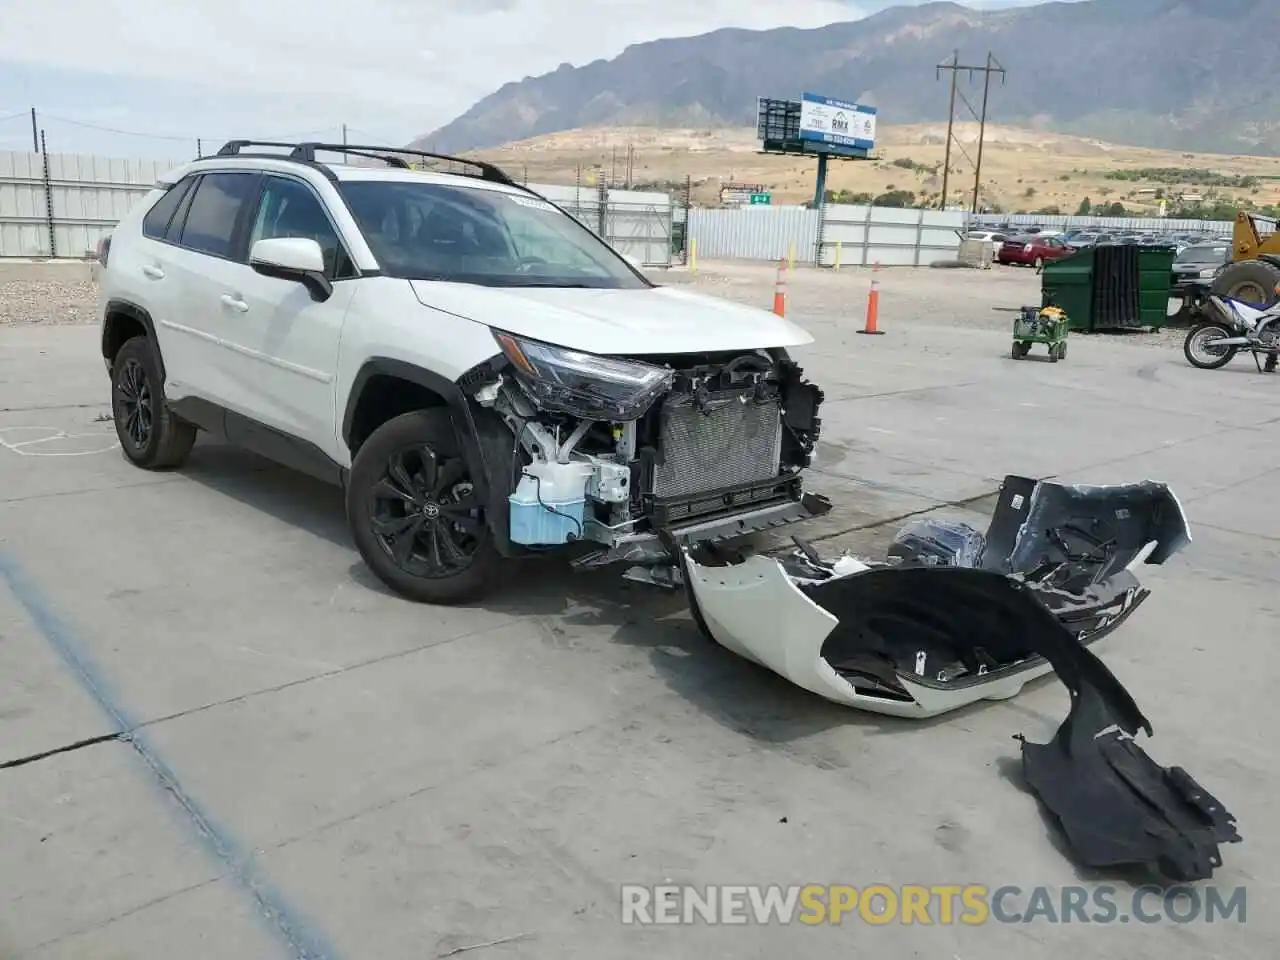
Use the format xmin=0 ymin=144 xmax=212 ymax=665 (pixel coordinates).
xmin=507 ymin=195 xmax=558 ymax=212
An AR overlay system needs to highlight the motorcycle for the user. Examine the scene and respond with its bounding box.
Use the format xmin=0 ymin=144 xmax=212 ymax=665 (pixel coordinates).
xmin=1183 ymin=288 xmax=1280 ymax=372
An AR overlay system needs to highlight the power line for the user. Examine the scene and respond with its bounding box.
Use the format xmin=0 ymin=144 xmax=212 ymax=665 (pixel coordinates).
xmin=36 ymin=112 xmax=343 ymax=146
xmin=0 ymin=111 xmax=30 ymax=125
xmin=39 ymin=113 xmax=195 ymax=141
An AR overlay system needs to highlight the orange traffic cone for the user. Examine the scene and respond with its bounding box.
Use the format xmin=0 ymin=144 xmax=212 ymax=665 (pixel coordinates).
xmin=772 ymin=259 xmax=787 ymax=317
xmin=858 ymin=278 xmax=884 ymax=335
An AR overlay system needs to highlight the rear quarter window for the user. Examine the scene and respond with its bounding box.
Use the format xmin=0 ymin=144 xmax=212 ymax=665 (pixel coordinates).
xmin=142 ymin=177 xmax=196 ymax=240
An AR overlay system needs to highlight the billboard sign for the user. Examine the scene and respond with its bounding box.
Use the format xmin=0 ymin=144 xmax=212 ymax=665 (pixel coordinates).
xmin=799 ymin=93 xmax=876 ymax=150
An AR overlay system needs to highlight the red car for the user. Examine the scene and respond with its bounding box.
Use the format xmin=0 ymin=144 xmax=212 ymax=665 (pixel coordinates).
xmin=997 ymin=234 xmax=1077 ymax=268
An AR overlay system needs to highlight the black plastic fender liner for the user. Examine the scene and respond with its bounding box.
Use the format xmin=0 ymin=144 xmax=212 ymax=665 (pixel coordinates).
xmin=1017 ymin=627 xmax=1242 ymax=882
xmin=1007 ymin=479 xmax=1192 ymax=584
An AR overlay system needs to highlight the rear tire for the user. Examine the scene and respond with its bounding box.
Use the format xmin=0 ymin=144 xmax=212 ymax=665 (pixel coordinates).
xmin=1211 ymin=259 xmax=1280 ymax=307
xmin=1183 ymin=322 xmax=1238 ymax=370
xmin=111 ymin=336 xmax=196 ymax=469
xmin=346 ymin=408 xmax=500 ymax=604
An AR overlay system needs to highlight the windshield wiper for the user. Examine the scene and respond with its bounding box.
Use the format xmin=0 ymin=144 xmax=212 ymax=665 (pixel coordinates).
xmin=509 ymin=280 xmax=596 ymax=288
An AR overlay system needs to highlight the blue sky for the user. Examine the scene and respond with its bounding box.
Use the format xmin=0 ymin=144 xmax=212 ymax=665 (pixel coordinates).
xmin=0 ymin=0 xmax=1080 ymax=158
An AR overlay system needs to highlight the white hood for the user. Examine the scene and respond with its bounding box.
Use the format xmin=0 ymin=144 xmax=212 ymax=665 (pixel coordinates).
xmin=408 ymin=280 xmax=814 ymax=355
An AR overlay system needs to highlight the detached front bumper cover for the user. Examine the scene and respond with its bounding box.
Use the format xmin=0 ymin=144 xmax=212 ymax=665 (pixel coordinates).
xmin=683 ymin=475 xmax=1191 ymax=718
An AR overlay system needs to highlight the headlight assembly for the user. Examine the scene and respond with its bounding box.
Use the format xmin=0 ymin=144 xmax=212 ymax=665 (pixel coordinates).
xmin=492 ymin=329 xmax=673 ymax=421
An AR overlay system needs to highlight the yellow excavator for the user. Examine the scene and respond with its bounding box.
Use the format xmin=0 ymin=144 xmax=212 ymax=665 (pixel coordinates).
xmin=1213 ymin=211 xmax=1280 ymax=305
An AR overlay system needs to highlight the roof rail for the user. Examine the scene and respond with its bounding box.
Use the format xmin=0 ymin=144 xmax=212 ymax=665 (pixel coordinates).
xmin=290 ymin=142 xmax=517 ymax=185
xmin=215 ymin=139 xmax=299 ymax=156
xmin=211 ymin=140 xmax=519 ymax=187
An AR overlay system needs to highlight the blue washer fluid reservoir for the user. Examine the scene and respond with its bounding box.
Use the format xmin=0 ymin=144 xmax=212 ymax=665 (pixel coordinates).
xmin=508 ymin=461 xmax=595 ymax=545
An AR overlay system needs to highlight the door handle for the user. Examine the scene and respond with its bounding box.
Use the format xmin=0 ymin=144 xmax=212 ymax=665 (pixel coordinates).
xmin=141 ymin=264 xmax=164 ymax=279
xmin=220 ymin=294 xmax=249 ymax=313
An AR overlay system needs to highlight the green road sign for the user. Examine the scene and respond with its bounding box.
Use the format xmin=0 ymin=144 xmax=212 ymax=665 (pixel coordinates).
xmin=749 ymin=193 xmax=772 ymax=205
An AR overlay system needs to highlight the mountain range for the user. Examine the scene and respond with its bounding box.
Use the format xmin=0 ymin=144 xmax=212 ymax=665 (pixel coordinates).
xmin=413 ymin=0 xmax=1280 ymax=157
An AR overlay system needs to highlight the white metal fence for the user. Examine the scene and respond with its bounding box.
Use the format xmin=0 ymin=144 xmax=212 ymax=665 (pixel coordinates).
xmin=687 ymin=205 xmax=968 ymax=266
xmin=0 ymin=150 xmax=181 ymax=258
xmin=688 ymin=207 xmax=821 ymax=263
xmin=820 ymin=205 xmax=967 ymax=267
xmin=0 ymin=148 xmax=676 ymax=266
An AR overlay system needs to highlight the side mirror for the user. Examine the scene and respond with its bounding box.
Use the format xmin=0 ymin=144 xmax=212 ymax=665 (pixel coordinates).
xmin=249 ymin=237 xmax=332 ymax=302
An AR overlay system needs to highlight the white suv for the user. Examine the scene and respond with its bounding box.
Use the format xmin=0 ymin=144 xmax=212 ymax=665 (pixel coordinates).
xmin=98 ymin=140 xmax=829 ymax=602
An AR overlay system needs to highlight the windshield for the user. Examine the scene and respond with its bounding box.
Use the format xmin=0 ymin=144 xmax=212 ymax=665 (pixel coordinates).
xmin=339 ymin=180 xmax=649 ymax=289
xmin=1176 ymin=245 xmax=1228 ymax=263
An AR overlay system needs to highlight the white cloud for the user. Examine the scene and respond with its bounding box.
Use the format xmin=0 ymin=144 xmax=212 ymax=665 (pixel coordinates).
xmin=0 ymin=0 xmax=1070 ymax=155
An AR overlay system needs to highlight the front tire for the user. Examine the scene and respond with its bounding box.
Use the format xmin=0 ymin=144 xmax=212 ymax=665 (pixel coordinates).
xmin=1183 ymin=322 xmax=1238 ymax=370
xmin=346 ymin=409 xmax=499 ymax=604
xmin=111 ymin=336 xmax=196 ymax=469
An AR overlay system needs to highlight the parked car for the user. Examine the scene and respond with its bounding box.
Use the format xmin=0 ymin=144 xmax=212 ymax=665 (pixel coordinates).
xmin=997 ymin=234 xmax=1077 ymax=268
xmin=966 ymin=230 xmax=1008 ymax=256
xmin=1065 ymin=232 xmax=1101 ymax=248
xmin=1171 ymin=243 xmax=1230 ymax=288
xmin=95 ymin=140 xmax=829 ymax=604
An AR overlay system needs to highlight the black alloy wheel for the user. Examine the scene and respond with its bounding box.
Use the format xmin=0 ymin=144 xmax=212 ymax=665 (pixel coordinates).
xmin=369 ymin=444 xmax=484 ymax=579
xmin=110 ymin=335 xmax=197 ymax=469
xmin=116 ymin=357 xmax=153 ymax=450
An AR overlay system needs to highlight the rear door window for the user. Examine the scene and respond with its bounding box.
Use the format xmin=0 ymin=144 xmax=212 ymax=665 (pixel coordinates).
xmin=178 ymin=172 xmax=261 ymax=259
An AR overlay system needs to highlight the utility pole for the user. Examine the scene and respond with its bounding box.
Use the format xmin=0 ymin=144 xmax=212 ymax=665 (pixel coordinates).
xmin=197 ymin=138 xmax=203 ymax=158
xmin=938 ymin=50 xmax=959 ymax=211
xmin=936 ymin=51 xmax=1006 ymax=213
xmin=971 ymin=52 xmax=1006 ymax=213
xmin=30 ymin=107 xmax=38 ymax=153
xmin=342 ymin=122 xmax=348 ymax=163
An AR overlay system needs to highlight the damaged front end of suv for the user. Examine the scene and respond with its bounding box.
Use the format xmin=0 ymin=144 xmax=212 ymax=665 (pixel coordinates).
xmin=468 ymin=330 xmax=831 ymax=573
xmin=683 ymin=475 xmax=1192 ymax=718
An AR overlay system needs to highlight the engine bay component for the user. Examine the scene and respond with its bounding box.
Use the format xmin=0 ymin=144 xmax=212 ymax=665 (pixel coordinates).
xmin=682 ymin=475 xmax=1191 ymax=718
xmin=508 ymin=461 xmax=594 ymax=545
xmin=1015 ymin=605 xmax=1241 ymax=882
xmin=485 ymin=344 xmax=827 ymax=564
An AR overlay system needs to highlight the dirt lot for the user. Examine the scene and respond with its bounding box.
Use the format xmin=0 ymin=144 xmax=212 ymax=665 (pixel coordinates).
xmin=0 ymin=261 xmax=1272 ymax=959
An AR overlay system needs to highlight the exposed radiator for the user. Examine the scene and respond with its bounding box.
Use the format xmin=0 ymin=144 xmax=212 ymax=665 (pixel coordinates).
xmin=650 ymin=391 xmax=783 ymax=499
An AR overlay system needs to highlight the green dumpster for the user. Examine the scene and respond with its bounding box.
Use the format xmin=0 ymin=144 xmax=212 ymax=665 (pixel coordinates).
xmin=1039 ymin=247 xmax=1094 ymax=332
xmin=1136 ymin=246 xmax=1176 ymax=328
xmin=1041 ymin=244 xmax=1175 ymax=331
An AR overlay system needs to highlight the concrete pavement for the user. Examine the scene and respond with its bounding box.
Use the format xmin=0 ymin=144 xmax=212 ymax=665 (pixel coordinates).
xmin=0 ymin=265 xmax=1272 ymax=958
